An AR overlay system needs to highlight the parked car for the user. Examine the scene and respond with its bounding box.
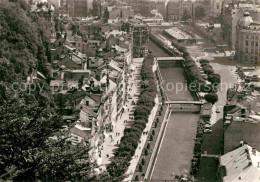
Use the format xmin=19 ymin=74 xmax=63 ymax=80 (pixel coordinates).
xmin=205 ymin=123 xmax=211 ymax=129
xmin=216 ymin=108 xmax=220 ymax=113
xmin=204 ymin=129 xmax=212 ymax=133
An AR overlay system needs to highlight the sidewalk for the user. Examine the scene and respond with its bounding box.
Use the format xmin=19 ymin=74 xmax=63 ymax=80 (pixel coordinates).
xmin=124 ymin=95 xmax=159 ymax=182
xmin=99 ymin=59 xmax=144 ymax=171
xmin=123 ymin=60 xmax=160 ymax=181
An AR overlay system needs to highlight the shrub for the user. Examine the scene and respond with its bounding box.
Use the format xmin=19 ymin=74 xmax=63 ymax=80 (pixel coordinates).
xmin=145 ymin=149 xmax=148 ymax=155
xmin=208 ymin=73 xmax=221 ymax=85
xmin=141 ymin=158 xmax=145 ymax=165
xmin=183 ymin=52 xmax=190 ymax=58
xmin=199 ymin=59 xmax=209 ymax=64
xmin=152 ymin=130 xmax=155 ymax=135
xmin=139 ymin=164 xmax=143 ymax=172
xmin=150 ymin=135 xmax=153 ymax=141
xmin=135 ymin=175 xmax=139 ymax=181
xmin=203 ymin=66 xmax=214 ymax=75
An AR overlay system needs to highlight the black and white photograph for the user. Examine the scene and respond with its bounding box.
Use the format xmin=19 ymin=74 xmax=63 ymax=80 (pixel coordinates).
xmin=0 ymin=0 xmax=260 ymax=181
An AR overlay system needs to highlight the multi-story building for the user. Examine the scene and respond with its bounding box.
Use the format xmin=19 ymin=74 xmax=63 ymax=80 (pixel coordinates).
xmin=210 ymin=0 xmax=223 ymax=18
xmin=125 ymin=0 xmax=167 ymax=21
xmin=132 ymin=23 xmax=149 ymax=58
xmin=221 ymin=0 xmax=260 ymax=49
xmin=235 ymin=12 xmax=260 ymax=64
xmin=66 ymin=0 xmax=88 ymax=17
xmin=107 ymin=4 xmax=134 ymax=19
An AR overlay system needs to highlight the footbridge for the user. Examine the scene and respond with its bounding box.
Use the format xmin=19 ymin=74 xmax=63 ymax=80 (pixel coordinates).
xmin=166 ymin=100 xmax=203 ymax=113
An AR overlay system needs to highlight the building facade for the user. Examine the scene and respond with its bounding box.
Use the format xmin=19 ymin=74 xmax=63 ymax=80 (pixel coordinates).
xmin=132 ymin=24 xmax=149 ymax=58
xmin=235 ymin=12 xmax=260 ymax=64
xmin=66 ymin=0 xmax=88 ymax=17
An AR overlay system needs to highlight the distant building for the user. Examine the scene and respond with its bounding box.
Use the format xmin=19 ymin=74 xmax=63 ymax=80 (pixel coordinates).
xmin=167 ymin=0 xmax=192 ymax=22
xmin=221 ymin=1 xmax=260 ymax=49
xmin=132 ymin=23 xmax=149 ymax=58
xmin=235 ymin=12 xmax=260 ymax=64
xmin=66 ymin=0 xmax=88 ymax=17
xmin=218 ymin=144 xmax=260 ymax=182
xmin=125 ymin=0 xmax=167 ymax=20
xmin=210 ymin=0 xmax=223 ymax=18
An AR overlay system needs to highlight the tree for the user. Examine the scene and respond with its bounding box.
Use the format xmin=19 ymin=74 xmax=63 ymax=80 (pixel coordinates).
xmin=147 ymin=143 xmax=150 ymax=149
xmin=135 ymin=175 xmax=139 ymax=181
xmin=208 ymin=73 xmax=221 ymax=85
xmin=0 ymin=3 xmax=95 ymax=181
xmin=182 ymin=8 xmax=191 ymax=21
xmin=150 ymin=135 xmax=153 ymax=141
xmin=204 ymin=93 xmax=218 ymax=104
xmin=195 ymin=6 xmax=206 ymax=20
xmin=183 ymin=52 xmax=190 ymax=58
xmin=103 ymin=7 xmax=109 ymax=23
xmin=152 ymin=130 xmax=155 ymax=135
xmin=138 ymin=164 xmax=143 ymax=172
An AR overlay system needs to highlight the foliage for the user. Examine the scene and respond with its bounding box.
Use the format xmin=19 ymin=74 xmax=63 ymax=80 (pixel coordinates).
xmin=103 ymin=7 xmax=109 ymax=23
xmin=0 ymin=2 xmax=93 ymax=181
xmin=204 ymin=93 xmax=218 ymax=104
xmin=208 ymin=73 xmax=221 ymax=85
xmin=182 ymin=8 xmax=191 ymax=21
xmin=195 ymin=6 xmax=206 ymax=20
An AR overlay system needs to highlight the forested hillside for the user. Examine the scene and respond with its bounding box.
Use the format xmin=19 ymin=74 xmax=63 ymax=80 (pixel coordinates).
xmin=0 ymin=1 xmax=93 ymax=181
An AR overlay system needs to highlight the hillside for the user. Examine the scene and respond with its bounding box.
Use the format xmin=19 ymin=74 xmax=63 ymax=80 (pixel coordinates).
xmin=0 ymin=1 xmax=93 ymax=181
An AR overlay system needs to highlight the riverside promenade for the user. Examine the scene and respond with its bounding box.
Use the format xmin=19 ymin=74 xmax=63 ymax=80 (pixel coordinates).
xmin=123 ymin=59 xmax=160 ymax=182
xmin=99 ymin=58 xmax=143 ymax=171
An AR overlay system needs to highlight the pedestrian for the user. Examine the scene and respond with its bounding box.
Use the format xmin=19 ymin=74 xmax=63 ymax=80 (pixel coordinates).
xmin=107 ymin=154 xmax=109 ymax=158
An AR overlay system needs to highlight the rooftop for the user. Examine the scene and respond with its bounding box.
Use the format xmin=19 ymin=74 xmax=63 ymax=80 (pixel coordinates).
xmin=220 ymin=144 xmax=260 ymax=182
xmin=164 ymin=27 xmax=195 ymax=40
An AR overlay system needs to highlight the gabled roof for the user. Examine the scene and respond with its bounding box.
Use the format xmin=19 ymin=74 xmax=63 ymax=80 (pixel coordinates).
xmin=220 ymin=144 xmax=260 ymax=182
xmin=57 ymin=57 xmax=81 ymax=69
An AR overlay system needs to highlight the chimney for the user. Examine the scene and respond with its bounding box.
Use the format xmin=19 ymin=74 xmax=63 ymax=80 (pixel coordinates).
xmin=252 ymin=148 xmax=256 ymax=156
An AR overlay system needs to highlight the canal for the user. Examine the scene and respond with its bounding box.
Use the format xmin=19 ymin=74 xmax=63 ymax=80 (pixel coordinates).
xmin=149 ymin=39 xmax=199 ymax=181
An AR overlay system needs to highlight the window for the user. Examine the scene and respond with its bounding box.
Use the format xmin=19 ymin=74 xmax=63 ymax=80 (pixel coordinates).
xmin=251 ymin=41 xmax=254 ymax=46
xmin=251 ymin=56 xmax=254 ymax=62
xmin=245 ymin=48 xmax=248 ymax=53
xmin=256 ymin=49 xmax=258 ymax=54
xmin=252 ymin=36 xmax=254 ymax=39
xmin=256 ymin=36 xmax=259 ymax=40
xmin=255 ymin=56 xmax=258 ymax=63
xmin=256 ymin=42 xmax=258 ymax=47
xmin=246 ymin=40 xmax=248 ymax=46
xmin=244 ymin=55 xmax=248 ymax=61
xmin=251 ymin=49 xmax=254 ymax=54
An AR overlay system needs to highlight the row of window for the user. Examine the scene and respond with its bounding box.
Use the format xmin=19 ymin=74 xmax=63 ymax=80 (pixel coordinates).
xmin=245 ymin=40 xmax=259 ymax=47
xmin=245 ymin=48 xmax=259 ymax=54
xmin=245 ymin=35 xmax=259 ymax=40
xmin=244 ymin=55 xmax=258 ymax=63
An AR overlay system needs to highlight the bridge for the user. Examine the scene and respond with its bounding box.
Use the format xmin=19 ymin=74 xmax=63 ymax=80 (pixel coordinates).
xmin=166 ymin=100 xmax=203 ymax=113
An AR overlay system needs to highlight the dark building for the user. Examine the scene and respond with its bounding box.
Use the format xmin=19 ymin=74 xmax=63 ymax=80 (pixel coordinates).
xmin=132 ymin=23 xmax=149 ymax=58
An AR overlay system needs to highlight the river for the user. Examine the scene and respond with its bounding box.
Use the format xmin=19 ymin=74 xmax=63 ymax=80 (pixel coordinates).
xmin=149 ymin=39 xmax=199 ymax=181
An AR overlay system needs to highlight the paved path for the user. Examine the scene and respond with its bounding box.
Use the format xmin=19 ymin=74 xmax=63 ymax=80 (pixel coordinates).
xmin=124 ymin=95 xmax=159 ymax=182
xmin=98 ymin=58 xmax=144 ymax=171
